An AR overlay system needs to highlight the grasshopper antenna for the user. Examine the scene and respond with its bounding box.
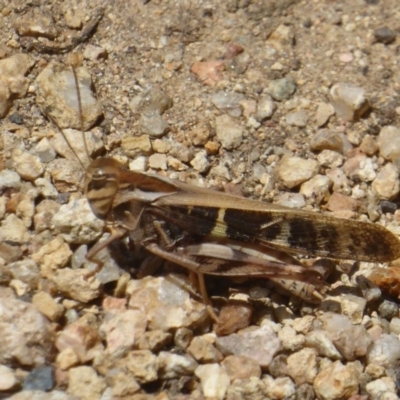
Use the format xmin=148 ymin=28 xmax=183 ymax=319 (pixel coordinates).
xmin=48 ymin=66 xmax=91 ymax=170
xmin=71 ymin=66 xmax=91 ymax=166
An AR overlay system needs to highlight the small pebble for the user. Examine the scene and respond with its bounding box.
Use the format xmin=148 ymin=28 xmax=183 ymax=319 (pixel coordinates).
xmin=170 ymin=143 xmax=192 ymax=163
xmin=174 ymin=327 xmax=193 ymax=350
xmin=285 ymin=110 xmax=308 ymax=127
xmin=8 ymin=112 xmax=23 ymax=125
xmin=23 ymin=366 xmax=54 ymax=391
xmin=330 ymin=83 xmax=369 ymax=121
xmin=35 ymin=178 xmax=58 ymax=199
xmin=339 ymin=52 xmax=354 ymax=63
xmin=325 ymin=169 xmax=351 ymax=194
xmin=317 ymin=149 xmax=344 ymax=168
xmin=292 ymin=316 xmax=315 ymax=334
xmin=215 ymin=324 xmax=281 ymax=368
xmin=315 ymin=102 xmax=335 ymax=127
xmin=124 ymin=350 xmax=159 ymax=383
xmin=215 ymin=303 xmax=252 ymax=336
xmin=0 ymin=54 xmax=34 ymax=117
xmin=0 ymin=214 xmax=30 ymax=243
xmin=340 ymin=294 xmax=367 ymax=324
xmin=148 ymin=153 xmax=167 ymax=170
xmin=187 ymin=122 xmax=211 ymax=146
xmin=100 ymin=309 xmax=147 ymax=354
xmin=0 ymin=365 xmax=18 ymax=391
xmin=33 ymin=199 xmax=60 ymax=233
xmin=190 ymin=150 xmax=210 ymax=173
xmin=127 ymin=276 xmax=207 ymax=331
xmin=31 ymin=236 xmax=72 ymax=278
xmin=139 ymin=113 xmax=170 ymax=138
xmin=53 ymin=198 xmax=104 ymax=244
xmin=137 ymin=330 xmax=172 ymax=352
xmin=195 ymin=363 xmax=230 ymax=400
xmin=365 ymin=363 xmax=385 ymax=379
xmin=278 ymin=326 xmax=305 ymax=352
xmin=367 ymin=267 xmax=400 ymax=301
xmin=211 ymin=91 xmax=244 ymax=117
xmin=0 ymin=170 xmax=21 ymax=189
xmin=47 ymin=159 xmax=83 ymax=192
xmin=223 ymin=42 xmax=244 ymax=59
xmin=210 ymin=164 xmax=231 ymax=181
xmin=0 ymin=298 xmax=55 ymax=366
xmin=11 ymin=149 xmax=44 ymax=181
xmin=372 ymin=163 xmax=400 ymax=200
xmin=121 ymin=135 xmax=152 ymax=157
xmin=305 ymin=330 xmax=342 ymax=359
xmin=32 ymin=291 xmax=64 ymax=322
xmin=188 ymin=336 xmax=223 ymax=363
xmin=343 ymin=153 xmax=376 ymax=182
xmin=286 ymin=348 xmax=318 ymax=385
xmin=215 ymin=114 xmax=244 ymax=150
xmin=51 ymin=129 xmax=103 ymax=163
xmin=365 ymin=377 xmax=397 ymax=399
xmin=222 ymin=355 xmax=261 ymax=380
xmin=333 ymin=324 xmax=372 ymax=361
xmin=374 ymin=27 xmax=396 ymax=44
xmin=310 ymin=129 xmax=343 ymax=152
xmin=152 ymin=138 xmax=172 ymax=153
xmin=191 ymin=60 xmax=224 ymax=86
xmin=158 ymin=352 xmax=197 ymax=381
xmin=300 ymin=174 xmax=331 ymax=203
xmin=360 ymin=135 xmax=378 ymax=156
xmin=56 ymin=347 xmax=79 ymax=370
xmin=267 ymin=78 xmax=296 ymax=101
xmin=268 ymin=354 xmax=288 ymax=378
xmin=256 ymin=94 xmax=275 ymax=121
xmin=56 ymin=316 xmax=101 ymax=365
xmin=275 ymin=192 xmax=306 ymax=208
xmin=226 ymin=376 xmax=266 ymax=398
xmin=129 ymin=156 xmax=147 ymax=171
xmin=35 ymin=138 xmax=56 ymax=163
xmin=52 ymin=268 xmax=101 ymax=303
xmin=275 ymin=156 xmax=319 ymax=188
xmin=264 ymin=375 xmax=296 ymax=399
xmin=137 ymin=87 xmax=173 ymax=115
xmin=377 ymin=126 xmax=400 ymax=162
xmin=380 ymin=200 xmax=397 ymax=214
xmin=7 ymin=259 xmax=39 ymax=288
xmin=83 ymin=44 xmax=108 ymax=61
xmin=268 ymin=24 xmax=295 ymax=48
xmin=68 ymin=366 xmax=106 ymax=400
xmin=389 ymin=317 xmax=400 ymax=335
xmin=14 ymin=8 xmax=57 ymax=38
xmin=35 ymin=62 xmax=102 ymax=130
xmin=367 ymin=334 xmax=400 ymax=368
xmin=378 ymin=300 xmax=399 ymax=320
xmin=314 ymin=360 xmax=361 ymax=400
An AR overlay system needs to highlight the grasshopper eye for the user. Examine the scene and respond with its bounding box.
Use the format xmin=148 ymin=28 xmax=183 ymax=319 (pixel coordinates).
xmin=87 ymin=168 xmax=111 ymax=191
xmin=92 ymin=168 xmax=107 ymax=182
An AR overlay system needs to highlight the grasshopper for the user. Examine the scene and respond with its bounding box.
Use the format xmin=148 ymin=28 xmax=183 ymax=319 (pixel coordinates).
xmin=52 ymin=66 xmax=400 ymax=316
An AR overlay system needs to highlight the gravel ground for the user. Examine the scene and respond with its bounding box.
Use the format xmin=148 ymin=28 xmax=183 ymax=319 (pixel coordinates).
xmin=1 ymin=0 xmax=400 ymax=399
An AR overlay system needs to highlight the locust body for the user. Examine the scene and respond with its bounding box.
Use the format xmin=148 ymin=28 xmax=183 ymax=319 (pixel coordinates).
xmin=83 ymin=156 xmax=400 ymax=306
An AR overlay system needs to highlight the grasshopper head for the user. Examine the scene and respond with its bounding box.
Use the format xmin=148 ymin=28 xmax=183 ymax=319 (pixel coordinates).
xmin=84 ymin=157 xmax=124 ymax=220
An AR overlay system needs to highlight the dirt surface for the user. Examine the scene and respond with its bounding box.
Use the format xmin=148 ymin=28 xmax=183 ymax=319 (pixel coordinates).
xmin=3 ymin=0 xmax=400 ymax=195
xmin=2 ymin=0 xmax=400 ymax=398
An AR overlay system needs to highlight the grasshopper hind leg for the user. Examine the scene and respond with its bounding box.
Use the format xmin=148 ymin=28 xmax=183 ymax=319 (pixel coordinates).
xmin=143 ymin=242 xmax=219 ymax=321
